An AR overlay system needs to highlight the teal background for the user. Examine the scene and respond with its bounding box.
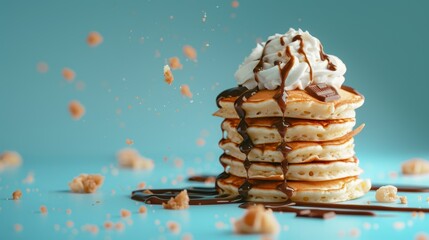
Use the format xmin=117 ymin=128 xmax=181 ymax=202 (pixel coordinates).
xmin=1 ymin=1 xmax=429 ymax=239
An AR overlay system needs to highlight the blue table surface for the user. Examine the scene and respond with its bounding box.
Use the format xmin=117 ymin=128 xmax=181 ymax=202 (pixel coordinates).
xmin=2 ymin=153 xmax=429 ymax=240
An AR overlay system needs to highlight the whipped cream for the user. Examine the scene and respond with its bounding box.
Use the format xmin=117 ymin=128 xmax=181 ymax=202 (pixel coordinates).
xmin=234 ymin=28 xmax=346 ymax=91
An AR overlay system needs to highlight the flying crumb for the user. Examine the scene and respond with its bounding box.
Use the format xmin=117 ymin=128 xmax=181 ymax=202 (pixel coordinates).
xmin=169 ymin=57 xmax=183 ymax=70
xmin=375 ymin=185 xmax=398 ymax=203
xmin=115 ymin=222 xmax=125 ymax=231
xmin=104 ymin=221 xmax=113 ymax=230
xmin=234 ymin=205 xmax=279 ymax=234
xmin=164 ymin=65 xmax=174 ymax=85
xmin=40 ymin=205 xmax=48 ymax=214
xmin=117 ymin=148 xmax=154 ymax=170
xmin=62 ymin=68 xmax=75 ymax=82
xmin=14 ymin=224 xmax=23 ymax=232
xmin=180 ymin=84 xmax=193 ymax=98
xmin=22 ymin=172 xmax=34 ymax=184
xmin=66 ymin=221 xmax=74 ymax=228
xmin=69 ymin=101 xmax=85 ymax=120
xmin=0 ymin=151 xmax=22 ymax=170
xmin=137 ymin=182 xmax=146 ymax=189
xmin=393 ymin=221 xmax=405 ymax=230
xmin=182 ymin=233 xmax=193 ymax=240
xmin=66 ymin=209 xmax=72 ymax=215
xmin=399 ymin=196 xmax=408 ymax=204
xmin=87 ymin=31 xmax=103 ymax=47
xmin=167 ymin=221 xmax=181 ymax=234
xmin=163 ymin=190 xmax=189 ymax=210
xmin=138 ymin=206 xmax=147 ymax=214
xmin=126 ymin=138 xmax=134 ymax=145
xmin=402 ymin=158 xmax=429 ymax=175
xmin=231 ymin=0 xmax=239 ymax=8
xmin=182 ymin=45 xmax=197 ymax=61
xmin=196 ymin=138 xmax=205 ymax=147
xmin=83 ymin=224 xmax=99 ymax=235
xmin=68 ymin=174 xmax=104 ymax=193
xmin=415 ymin=232 xmax=429 ymax=240
xmin=350 ymin=228 xmax=361 ymax=237
xmin=37 ymin=62 xmax=49 ymax=73
xmin=12 ymin=190 xmax=22 ymax=200
xmin=120 ymin=209 xmax=131 ymax=218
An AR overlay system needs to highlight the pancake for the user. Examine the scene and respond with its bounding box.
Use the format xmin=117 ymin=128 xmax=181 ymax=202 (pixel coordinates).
xmin=214 ymin=88 xmax=364 ymax=120
xmin=217 ymin=175 xmax=371 ymax=203
xmin=220 ymin=154 xmax=362 ymax=181
xmin=222 ymin=117 xmax=356 ymax=144
xmin=219 ymin=137 xmax=355 ymax=164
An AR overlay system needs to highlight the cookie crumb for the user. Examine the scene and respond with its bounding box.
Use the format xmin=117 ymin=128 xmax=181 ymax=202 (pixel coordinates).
xmin=162 ymin=190 xmax=189 ymax=210
xmin=114 ymin=222 xmax=125 ymax=231
xmin=138 ymin=206 xmax=147 ymax=214
xmin=182 ymin=45 xmax=197 ymax=61
xmin=393 ymin=221 xmax=405 ymax=230
xmin=415 ymin=232 xmax=429 ymax=240
xmin=0 ymin=151 xmax=22 ymax=169
xmin=402 ymin=158 xmax=429 ymax=175
xmin=180 ymin=84 xmax=193 ymax=98
xmin=14 ymin=224 xmax=23 ymax=232
xmin=62 ymin=68 xmax=75 ymax=82
xmin=167 ymin=221 xmax=181 ymax=234
xmin=104 ymin=221 xmax=113 ymax=230
xmin=137 ymin=182 xmax=146 ymax=189
xmin=234 ymin=205 xmax=279 ymax=234
xmin=120 ymin=209 xmax=131 ymax=218
xmin=144 ymin=189 xmax=153 ymax=194
xmin=375 ymin=185 xmax=398 ymax=203
xmin=12 ymin=190 xmax=22 ymax=200
xmin=83 ymin=224 xmax=99 ymax=234
xmin=87 ymin=31 xmax=103 ymax=47
xmin=125 ymin=138 xmax=134 ymax=145
xmin=231 ymin=0 xmax=239 ymax=8
xmin=66 ymin=209 xmax=72 ymax=215
xmin=66 ymin=221 xmax=74 ymax=228
xmin=169 ymin=57 xmax=183 ymax=70
xmin=164 ymin=65 xmax=174 ymax=85
xmin=37 ymin=62 xmax=49 ymax=73
xmin=69 ymin=174 xmax=104 ymax=193
xmin=399 ymin=196 xmax=408 ymax=204
xmin=117 ymin=148 xmax=155 ymax=170
xmin=69 ymin=101 xmax=85 ymax=120
xmin=40 ymin=205 xmax=48 ymax=214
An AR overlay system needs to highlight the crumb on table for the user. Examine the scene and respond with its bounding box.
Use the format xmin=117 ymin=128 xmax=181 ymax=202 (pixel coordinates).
xmin=162 ymin=190 xmax=189 ymax=210
xmin=234 ymin=204 xmax=280 ymax=234
xmin=68 ymin=174 xmax=104 ymax=193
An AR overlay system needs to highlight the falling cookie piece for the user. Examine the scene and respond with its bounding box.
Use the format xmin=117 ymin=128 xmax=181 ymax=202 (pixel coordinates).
xmin=69 ymin=101 xmax=85 ymax=120
xmin=87 ymin=31 xmax=103 ymax=47
xmin=231 ymin=0 xmax=239 ymax=8
xmin=180 ymin=84 xmax=193 ymax=98
xmin=164 ymin=65 xmax=174 ymax=85
xmin=234 ymin=205 xmax=280 ymax=234
xmin=125 ymin=138 xmax=134 ymax=145
xmin=0 ymin=151 xmax=22 ymax=170
xmin=162 ymin=190 xmax=189 ymax=210
xmin=375 ymin=185 xmax=398 ymax=203
xmin=402 ymin=158 xmax=429 ymax=175
xmin=116 ymin=148 xmax=154 ymax=170
xmin=183 ymin=45 xmax=197 ymax=61
xmin=169 ymin=57 xmax=183 ymax=70
xmin=62 ymin=68 xmax=75 ymax=82
xmin=69 ymin=174 xmax=104 ymax=193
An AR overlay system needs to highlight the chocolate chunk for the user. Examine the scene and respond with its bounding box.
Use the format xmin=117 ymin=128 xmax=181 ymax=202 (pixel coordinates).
xmin=296 ymin=209 xmax=336 ymax=219
xmin=305 ymin=83 xmax=340 ymax=102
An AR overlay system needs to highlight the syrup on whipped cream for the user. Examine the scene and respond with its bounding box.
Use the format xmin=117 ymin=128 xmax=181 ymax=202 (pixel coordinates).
xmin=234 ymin=28 xmax=346 ymax=91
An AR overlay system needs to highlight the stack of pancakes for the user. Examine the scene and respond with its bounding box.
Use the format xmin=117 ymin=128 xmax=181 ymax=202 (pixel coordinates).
xmin=214 ymin=87 xmax=371 ymax=203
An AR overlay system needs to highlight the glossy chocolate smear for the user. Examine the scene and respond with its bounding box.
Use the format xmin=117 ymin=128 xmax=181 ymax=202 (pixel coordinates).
xmin=305 ymin=83 xmax=340 ymax=102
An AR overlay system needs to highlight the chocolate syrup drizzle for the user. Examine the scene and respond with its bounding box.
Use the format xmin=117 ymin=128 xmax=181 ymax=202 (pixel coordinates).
xmin=319 ymin=43 xmax=337 ymax=71
xmin=292 ymin=35 xmax=313 ymax=81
